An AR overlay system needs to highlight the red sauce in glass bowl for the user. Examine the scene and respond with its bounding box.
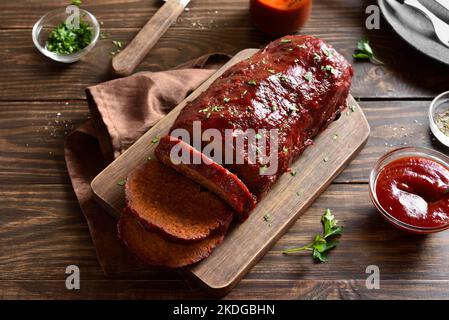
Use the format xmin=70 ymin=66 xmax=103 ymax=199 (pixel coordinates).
xmin=250 ymin=0 xmax=312 ymax=36
xmin=375 ymin=156 xmax=449 ymax=230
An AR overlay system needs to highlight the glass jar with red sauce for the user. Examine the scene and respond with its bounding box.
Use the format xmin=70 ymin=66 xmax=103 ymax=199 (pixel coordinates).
xmin=370 ymin=147 xmax=449 ymax=234
xmin=250 ymin=0 xmax=312 ymax=36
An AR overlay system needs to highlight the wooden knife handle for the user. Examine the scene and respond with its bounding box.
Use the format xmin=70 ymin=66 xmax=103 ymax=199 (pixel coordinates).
xmin=112 ymin=0 xmax=185 ymax=77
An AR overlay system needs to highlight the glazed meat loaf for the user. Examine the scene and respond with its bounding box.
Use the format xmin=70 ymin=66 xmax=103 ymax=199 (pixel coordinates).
xmin=156 ymin=35 xmax=353 ymax=216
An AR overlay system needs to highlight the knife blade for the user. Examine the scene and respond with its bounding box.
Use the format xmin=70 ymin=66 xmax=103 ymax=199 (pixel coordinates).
xmin=112 ymin=0 xmax=192 ymax=77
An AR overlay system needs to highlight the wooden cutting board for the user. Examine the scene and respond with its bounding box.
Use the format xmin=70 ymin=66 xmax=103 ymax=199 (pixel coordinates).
xmin=91 ymin=48 xmax=370 ymax=296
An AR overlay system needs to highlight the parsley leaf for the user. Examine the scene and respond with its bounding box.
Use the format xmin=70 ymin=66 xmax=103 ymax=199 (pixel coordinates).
xmin=303 ymin=72 xmax=313 ymax=82
xmin=117 ymin=179 xmax=126 ymax=186
xmin=322 ymin=209 xmax=343 ymax=238
xmin=353 ymin=37 xmax=384 ymax=65
xmin=282 ymin=209 xmax=343 ymax=263
xmin=46 ymin=20 xmax=92 ymax=54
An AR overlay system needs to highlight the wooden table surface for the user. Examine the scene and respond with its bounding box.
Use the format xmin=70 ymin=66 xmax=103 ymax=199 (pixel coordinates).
xmin=1 ymin=0 xmax=449 ymax=300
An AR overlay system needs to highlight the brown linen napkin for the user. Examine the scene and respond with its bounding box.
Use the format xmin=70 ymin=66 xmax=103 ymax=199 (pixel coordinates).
xmin=64 ymin=54 xmax=230 ymax=276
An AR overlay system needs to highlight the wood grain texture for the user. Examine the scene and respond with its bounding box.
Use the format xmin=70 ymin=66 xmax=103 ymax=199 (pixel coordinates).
xmin=2 ymin=280 xmax=449 ymax=300
xmin=0 ymin=100 xmax=439 ymax=185
xmin=2 ymin=0 xmax=449 ymax=300
xmin=2 ymin=0 xmax=449 ymax=100
xmin=112 ymin=0 xmax=187 ymax=76
xmin=92 ymin=49 xmax=370 ymax=295
xmin=3 ymin=183 xmax=449 ymax=299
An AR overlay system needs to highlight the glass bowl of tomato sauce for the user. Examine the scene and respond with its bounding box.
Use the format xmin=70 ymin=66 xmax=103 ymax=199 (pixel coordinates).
xmin=250 ymin=0 xmax=312 ymax=36
xmin=369 ymin=147 xmax=449 ymax=234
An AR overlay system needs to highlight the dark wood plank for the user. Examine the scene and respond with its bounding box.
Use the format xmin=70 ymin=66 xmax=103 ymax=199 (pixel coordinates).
xmin=2 ymin=0 xmax=449 ymax=300
xmin=0 ymin=101 xmax=89 ymax=184
xmin=335 ymin=100 xmax=441 ymax=183
xmin=0 ymin=100 xmax=438 ymax=184
xmin=1 ymin=1 xmax=449 ymax=100
xmin=0 ymin=183 xmax=182 ymax=281
xmin=0 ymin=0 xmax=363 ymax=30
xmin=3 ymin=184 xmax=449 ymax=288
xmin=2 ymin=279 xmax=449 ymax=299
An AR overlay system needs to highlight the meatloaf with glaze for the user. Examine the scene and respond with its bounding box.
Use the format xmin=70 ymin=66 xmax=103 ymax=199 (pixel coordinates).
xmin=156 ymin=35 xmax=353 ymax=211
xmin=126 ymin=160 xmax=233 ymax=242
xmin=155 ymin=135 xmax=256 ymax=219
xmin=118 ymin=208 xmax=230 ymax=268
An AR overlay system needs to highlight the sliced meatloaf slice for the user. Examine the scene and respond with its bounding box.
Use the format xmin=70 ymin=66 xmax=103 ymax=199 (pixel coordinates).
xmin=118 ymin=208 xmax=228 ymax=268
xmin=125 ymin=159 xmax=233 ymax=242
xmin=155 ymin=135 xmax=257 ymax=220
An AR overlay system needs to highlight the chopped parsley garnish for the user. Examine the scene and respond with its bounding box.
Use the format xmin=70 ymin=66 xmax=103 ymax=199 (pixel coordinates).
xmin=199 ymin=105 xmax=225 ymax=118
xmin=267 ymin=69 xmax=276 ymax=74
xmin=277 ymin=73 xmax=288 ymax=82
xmin=263 ymin=213 xmax=272 ymax=227
xmin=151 ymin=137 xmax=160 ymax=144
xmin=280 ymin=39 xmax=292 ymax=43
xmin=303 ymin=72 xmax=313 ymax=82
xmin=211 ymin=105 xmax=224 ymax=112
xmin=259 ymin=165 xmax=268 ymax=175
xmin=297 ymin=44 xmax=307 ymax=49
xmin=112 ymin=40 xmax=123 ymax=49
xmin=247 ymin=80 xmax=257 ymax=86
xmin=110 ymin=40 xmax=124 ymax=55
xmin=322 ymin=48 xmax=333 ymax=58
xmin=282 ymin=209 xmax=343 ymax=262
xmin=313 ymin=53 xmax=321 ymax=62
xmin=349 ymin=105 xmax=357 ymax=112
xmin=45 ymin=20 xmax=93 ymax=54
xmin=288 ymin=105 xmax=299 ymax=113
xmin=241 ymin=90 xmax=248 ymax=98
xmin=283 ymin=146 xmax=289 ymax=153
xmin=117 ymin=179 xmax=126 ymax=186
xmin=321 ymin=65 xmax=338 ymax=77
xmin=71 ymin=0 xmax=82 ymax=6
xmin=255 ymin=133 xmax=262 ymax=140
xmin=290 ymin=170 xmax=297 ymax=177
xmin=223 ymin=97 xmax=230 ymax=103
xmin=353 ymin=37 xmax=383 ymax=65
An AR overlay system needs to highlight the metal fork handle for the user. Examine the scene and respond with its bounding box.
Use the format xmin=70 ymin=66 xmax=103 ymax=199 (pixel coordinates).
xmin=404 ymin=0 xmax=449 ymax=47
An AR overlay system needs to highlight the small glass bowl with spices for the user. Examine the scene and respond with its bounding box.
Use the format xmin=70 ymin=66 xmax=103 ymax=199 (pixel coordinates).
xmin=429 ymin=91 xmax=449 ymax=148
xmin=32 ymin=8 xmax=100 ymax=63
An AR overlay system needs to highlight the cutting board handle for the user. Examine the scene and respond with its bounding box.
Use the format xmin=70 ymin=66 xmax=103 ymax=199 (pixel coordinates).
xmin=112 ymin=0 xmax=185 ymax=77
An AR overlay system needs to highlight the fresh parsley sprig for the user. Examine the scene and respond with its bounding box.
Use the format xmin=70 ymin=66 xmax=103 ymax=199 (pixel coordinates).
xmin=282 ymin=209 xmax=343 ymax=262
xmin=353 ymin=37 xmax=384 ymax=65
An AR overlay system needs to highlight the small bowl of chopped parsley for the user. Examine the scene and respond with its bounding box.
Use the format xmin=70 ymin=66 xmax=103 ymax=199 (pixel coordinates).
xmin=32 ymin=7 xmax=100 ymax=63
